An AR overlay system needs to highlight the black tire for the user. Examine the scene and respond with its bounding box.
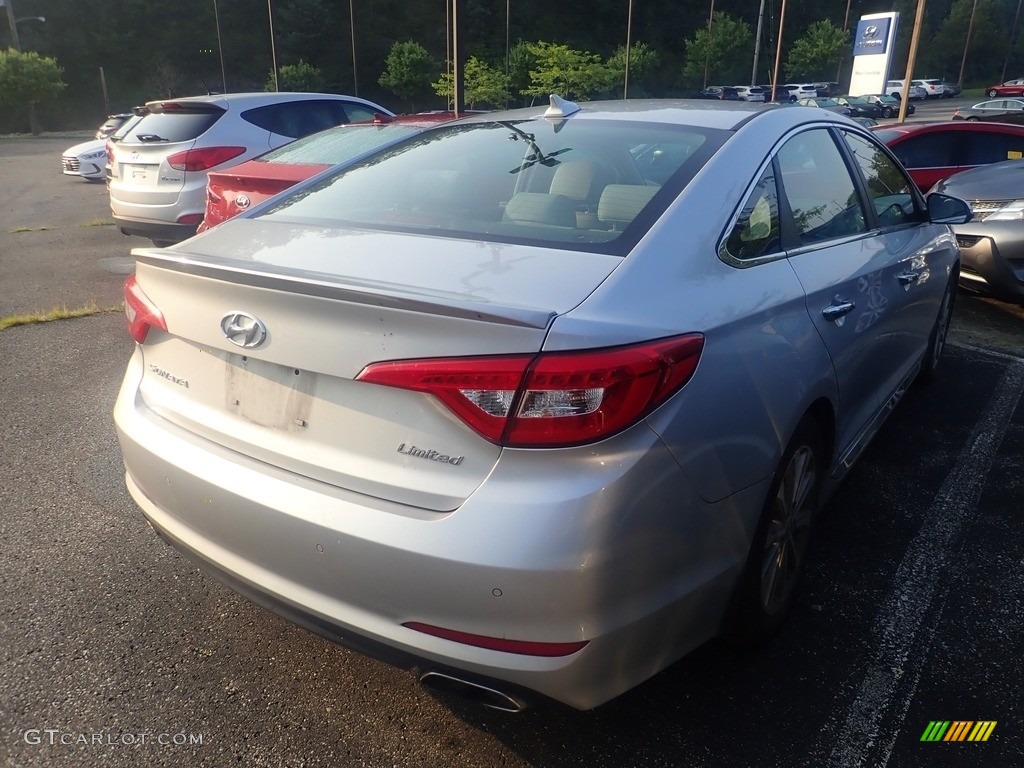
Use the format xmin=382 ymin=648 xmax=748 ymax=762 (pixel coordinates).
xmin=917 ymin=272 xmax=957 ymax=385
xmin=966 ymin=116 xmax=979 ymax=122
xmin=988 ymin=89 xmax=998 ymax=97
xmin=883 ymin=107 xmax=894 ymax=118
xmin=727 ymin=419 xmax=823 ymax=646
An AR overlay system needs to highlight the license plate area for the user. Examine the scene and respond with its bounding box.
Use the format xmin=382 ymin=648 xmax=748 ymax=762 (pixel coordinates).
xmin=225 ymin=354 xmax=316 ymax=431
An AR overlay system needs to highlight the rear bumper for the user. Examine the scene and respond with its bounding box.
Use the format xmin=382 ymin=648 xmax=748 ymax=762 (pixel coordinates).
xmin=114 ymin=216 xmax=198 ymax=244
xmin=953 ymin=224 xmax=1024 ymax=301
xmin=114 ymin=348 xmax=763 ymax=709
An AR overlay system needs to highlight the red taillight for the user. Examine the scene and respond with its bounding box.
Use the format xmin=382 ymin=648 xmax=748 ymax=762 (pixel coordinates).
xmin=357 ymin=335 xmax=704 ymax=448
xmin=123 ymin=274 xmax=167 ymax=343
xmin=105 ymin=140 xmax=113 ymax=165
xmin=166 ymin=146 xmax=245 ymax=172
xmin=403 ymin=622 xmax=588 ymax=657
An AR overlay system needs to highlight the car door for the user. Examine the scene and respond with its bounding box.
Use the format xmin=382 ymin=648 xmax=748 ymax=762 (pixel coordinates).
xmin=839 ymin=129 xmax=954 ymax=383
xmin=776 ymin=127 xmax=908 ymax=459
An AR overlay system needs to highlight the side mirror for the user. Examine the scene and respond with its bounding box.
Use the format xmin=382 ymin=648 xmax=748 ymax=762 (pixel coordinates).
xmin=927 ymin=193 xmax=972 ymax=224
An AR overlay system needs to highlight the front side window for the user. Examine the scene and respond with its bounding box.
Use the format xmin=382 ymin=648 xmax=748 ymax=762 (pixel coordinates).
xmin=841 ymin=131 xmax=922 ymax=227
xmin=777 ymin=129 xmax=867 ymax=245
xmin=257 ymin=119 xmax=726 ymax=254
xmin=883 ymin=131 xmax=957 ymax=170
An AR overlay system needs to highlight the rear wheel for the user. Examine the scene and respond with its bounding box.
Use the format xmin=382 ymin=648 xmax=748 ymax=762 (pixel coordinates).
xmin=917 ymin=273 xmax=957 ymax=385
xmin=966 ymin=116 xmax=979 ymax=122
xmin=728 ymin=420 xmax=822 ymax=645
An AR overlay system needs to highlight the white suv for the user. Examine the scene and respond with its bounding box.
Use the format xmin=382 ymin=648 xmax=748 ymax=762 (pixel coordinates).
xmin=108 ymin=92 xmax=392 ymax=246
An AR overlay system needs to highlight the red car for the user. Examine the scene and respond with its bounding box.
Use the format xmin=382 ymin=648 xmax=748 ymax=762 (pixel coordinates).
xmin=198 ymin=113 xmax=458 ymax=233
xmin=871 ymin=120 xmax=1024 ymax=191
xmin=985 ymin=78 xmax=1024 ymax=97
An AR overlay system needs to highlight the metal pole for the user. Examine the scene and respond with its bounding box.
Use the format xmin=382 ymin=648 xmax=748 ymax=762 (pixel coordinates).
xmin=703 ymin=0 xmax=716 ymax=89
xmin=100 ymin=66 xmax=110 ymax=115
xmin=1002 ymin=0 xmax=1023 ymax=83
xmin=452 ymin=0 xmax=461 ymax=115
xmin=349 ymin=0 xmax=358 ymax=95
xmin=837 ymin=0 xmax=853 ymax=82
xmin=771 ymin=0 xmax=787 ymax=101
xmin=213 ymin=0 xmax=227 ymax=93
xmin=751 ymin=0 xmax=766 ymax=87
xmin=900 ymin=0 xmax=928 ymax=123
xmin=624 ymin=0 xmax=633 ymax=99
xmin=4 ymin=0 xmax=22 ymax=51
xmin=267 ymin=0 xmax=279 ymax=91
xmin=958 ymin=0 xmax=978 ymax=88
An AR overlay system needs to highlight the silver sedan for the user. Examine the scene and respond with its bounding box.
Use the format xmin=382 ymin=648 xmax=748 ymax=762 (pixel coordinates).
xmin=114 ymin=98 xmax=969 ymax=711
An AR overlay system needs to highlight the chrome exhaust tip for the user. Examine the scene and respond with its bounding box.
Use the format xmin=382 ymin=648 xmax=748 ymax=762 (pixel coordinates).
xmin=419 ymin=671 xmax=527 ymax=713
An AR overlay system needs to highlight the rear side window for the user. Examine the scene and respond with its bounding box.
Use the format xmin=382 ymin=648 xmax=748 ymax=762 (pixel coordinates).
xmin=722 ymin=163 xmax=781 ymax=262
xmin=244 ymin=100 xmax=361 ymax=139
xmin=777 ymin=129 xmax=866 ymax=245
xmin=960 ymin=132 xmax=1024 ymax=164
xmin=887 ymin=132 xmax=957 ymax=169
xmin=122 ymin=109 xmax=223 ymax=144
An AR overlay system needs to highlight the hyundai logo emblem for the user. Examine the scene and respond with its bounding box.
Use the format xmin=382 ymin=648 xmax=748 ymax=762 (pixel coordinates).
xmin=235 ymin=194 xmax=251 ymax=210
xmin=862 ymin=24 xmax=879 ymax=38
xmin=220 ymin=311 xmax=268 ymax=348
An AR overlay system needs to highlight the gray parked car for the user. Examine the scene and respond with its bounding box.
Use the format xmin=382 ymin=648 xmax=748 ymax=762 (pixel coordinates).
xmin=114 ymin=97 xmax=970 ymax=711
xmin=931 ymin=159 xmax=1024 ymax=301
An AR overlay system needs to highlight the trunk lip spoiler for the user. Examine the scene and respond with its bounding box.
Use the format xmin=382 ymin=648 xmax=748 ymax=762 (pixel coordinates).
xmin=133 ymin=249 xmax=557 ymax=330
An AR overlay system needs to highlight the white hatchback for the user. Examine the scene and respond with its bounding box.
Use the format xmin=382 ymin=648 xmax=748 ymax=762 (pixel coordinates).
xmin=108 ymin=92 xmax=392 ymax=246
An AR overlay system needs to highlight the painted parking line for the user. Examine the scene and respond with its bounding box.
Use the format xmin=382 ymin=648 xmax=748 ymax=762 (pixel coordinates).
xmin=821 ymin=353 xmax=1024 ymax=768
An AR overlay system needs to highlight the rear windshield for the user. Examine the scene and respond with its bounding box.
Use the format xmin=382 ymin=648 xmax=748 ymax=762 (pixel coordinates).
xmin=121 ymin=108 xmax=223 ymax=144
xmin=257 ymin=118 xmax=726 ymax=255
xmin=256 ymin=124 xmax=421 ymax=165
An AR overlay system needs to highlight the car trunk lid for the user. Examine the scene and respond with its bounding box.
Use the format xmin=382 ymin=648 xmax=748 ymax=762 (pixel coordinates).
xmin=129 ymin=221 xmax=622 ymax=511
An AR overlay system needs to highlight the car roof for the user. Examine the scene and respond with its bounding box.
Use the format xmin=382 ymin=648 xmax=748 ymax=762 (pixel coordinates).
xmin=449 ymin=98 xmax=824 ymax=132
xmin=143 ymin=92 xmax=386 ymax=111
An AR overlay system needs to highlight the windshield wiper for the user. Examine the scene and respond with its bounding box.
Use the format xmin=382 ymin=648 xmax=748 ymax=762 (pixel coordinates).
xmin=136 ymin=134 xmax=169 ymax=142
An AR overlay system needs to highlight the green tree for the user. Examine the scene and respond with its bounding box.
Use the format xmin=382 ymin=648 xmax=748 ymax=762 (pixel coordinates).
xmin=785 ymin=20 xmax=848 ymax=81
xmin=507 ymin=40 xmax=536 ymax=106
xmin=606 ymin=42 xmax=661 ymax=97
xmin=681 ymin=13 xmax=754 ymax=89
xmin=521 ymin=41 xmax=611 ymax=102
xmin=269 ymin=60 xmax=325 ymax=92
xmin=378 ymin=40 xmax=437 ymax=110
xmin=433 ymin=56 xmax=509 ymax=109
xmin=0 ymin=48 xmax=66 ymax=134
xmin=922 ymin=0 xmax=1008 ymax=84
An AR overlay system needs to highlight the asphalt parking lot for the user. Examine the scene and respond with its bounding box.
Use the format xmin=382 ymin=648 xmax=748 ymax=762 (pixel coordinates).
xmin=1 ymin=133 xmax=1022 ymax=768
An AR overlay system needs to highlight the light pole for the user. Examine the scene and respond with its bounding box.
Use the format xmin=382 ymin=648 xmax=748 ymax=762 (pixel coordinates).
xmin=958 ymin=0 xmax=979 ymax=88
xmin=624 ymin=0 xmax=633 ymax=98
xmin=212 ymin=0 xmax=227 ymax=93
xmin=267 ymin=0 xmax=279 ymax=92
xmin=349 ymin=0 xmax=358 ymax=95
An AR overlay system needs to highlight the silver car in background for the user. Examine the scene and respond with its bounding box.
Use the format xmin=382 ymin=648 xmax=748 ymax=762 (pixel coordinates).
xmin=115 ymin=98 xmax=969 ymax=710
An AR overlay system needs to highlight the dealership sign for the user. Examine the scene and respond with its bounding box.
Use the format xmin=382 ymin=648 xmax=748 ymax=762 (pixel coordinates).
xmin=848 ymin=12 xmax=900 ymax=98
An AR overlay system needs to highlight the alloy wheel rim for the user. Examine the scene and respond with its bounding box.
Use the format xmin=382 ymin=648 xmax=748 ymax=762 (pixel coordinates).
xmin=760 ymin=445 xmax=816 ymax=615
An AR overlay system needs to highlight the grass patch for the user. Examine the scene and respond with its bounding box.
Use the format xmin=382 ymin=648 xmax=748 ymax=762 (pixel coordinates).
xmin=6 ymin=225 xmax=53 ymax=234
xmin=82 ymin=218 xmax=115 ymax=227
xmin=0 ymin=301 xmax=122 ymax=331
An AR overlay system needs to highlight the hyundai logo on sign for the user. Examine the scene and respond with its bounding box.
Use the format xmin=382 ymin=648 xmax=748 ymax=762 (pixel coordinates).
xmin=853 ymin=18 xmax=891 ymax=56
xmin=220 ymin=311 xmax=268 ymax=348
